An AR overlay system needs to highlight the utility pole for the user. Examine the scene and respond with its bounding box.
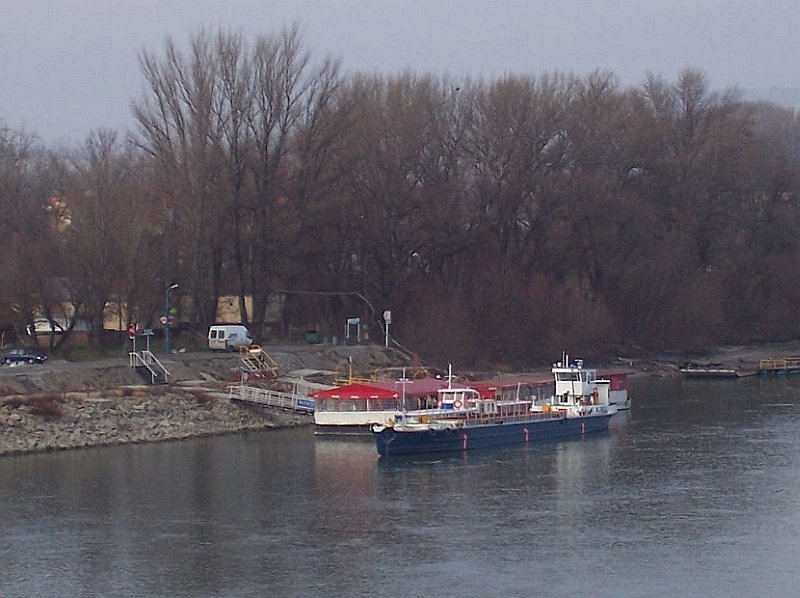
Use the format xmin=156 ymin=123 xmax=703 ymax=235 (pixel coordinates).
xmin=164 ymin=283 xmax=178 ymax=354
xmin=383 ymin=310 xmax=392 ymax=348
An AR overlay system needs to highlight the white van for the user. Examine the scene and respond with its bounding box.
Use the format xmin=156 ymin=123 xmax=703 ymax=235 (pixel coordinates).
xmin=208 ymin=325 xmax=253 ymax=351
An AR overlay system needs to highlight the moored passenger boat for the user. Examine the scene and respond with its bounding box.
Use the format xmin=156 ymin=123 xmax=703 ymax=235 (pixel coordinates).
xmin=373 ymin=355 xmax=617 ymax=456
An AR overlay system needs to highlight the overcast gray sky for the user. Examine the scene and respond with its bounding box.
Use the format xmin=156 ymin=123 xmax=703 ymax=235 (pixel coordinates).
xmin=2 ymin=0 xmax=798 ymax=144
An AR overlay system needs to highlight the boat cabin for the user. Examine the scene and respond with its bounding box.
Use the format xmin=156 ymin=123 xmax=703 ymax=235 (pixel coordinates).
xmin=551 ymin=355 xmax=611 ymax=407
xmin=437 ymin=387 xmax=481 ymax=411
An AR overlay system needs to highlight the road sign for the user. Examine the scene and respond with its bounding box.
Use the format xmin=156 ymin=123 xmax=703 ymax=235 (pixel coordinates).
xmin=159 ymin=316 xmax=168 ymax=325
xmin=127 ymin=325 xmax=136 ymax=340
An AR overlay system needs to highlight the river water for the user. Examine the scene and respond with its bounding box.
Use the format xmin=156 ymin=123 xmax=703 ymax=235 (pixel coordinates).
xmin=2 ymin=375 xmax=799 ymax=597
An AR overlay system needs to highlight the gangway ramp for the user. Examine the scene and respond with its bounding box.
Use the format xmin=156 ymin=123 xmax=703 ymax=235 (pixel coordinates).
xmin=229 ymin=384 xmax=315 ymax=413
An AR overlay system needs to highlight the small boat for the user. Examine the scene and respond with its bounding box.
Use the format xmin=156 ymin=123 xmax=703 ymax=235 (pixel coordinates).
xmin=372 ymin=355 xmax=617 ymax=456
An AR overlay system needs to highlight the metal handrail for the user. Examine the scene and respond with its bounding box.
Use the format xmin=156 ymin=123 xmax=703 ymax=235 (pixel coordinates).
xmin=129 ymin=350 xmax=170 ymax=384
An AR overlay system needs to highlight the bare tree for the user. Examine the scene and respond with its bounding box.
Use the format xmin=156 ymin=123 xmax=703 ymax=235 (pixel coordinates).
xmin=242 ymin=25 xmax=346 ymax=338
xmin=133 ymin=30 xmax=239 ymax=328
xmin=0 ymin=126 xmax=56 ymax=345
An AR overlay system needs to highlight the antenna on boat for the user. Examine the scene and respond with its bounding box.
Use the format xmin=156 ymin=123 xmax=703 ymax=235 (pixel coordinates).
xmin=399 ymin=367 xmax=409 ymax=413
xmin=446 ymin=363 xmax=455 ymax=389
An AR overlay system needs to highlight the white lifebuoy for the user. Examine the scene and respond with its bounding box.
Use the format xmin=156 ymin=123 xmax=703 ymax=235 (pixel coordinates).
xmin=454 ymin=399 xmax=463 ymax=409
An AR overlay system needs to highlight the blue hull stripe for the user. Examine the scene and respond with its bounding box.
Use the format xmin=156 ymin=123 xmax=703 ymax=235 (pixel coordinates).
xmin=375 ymin=415 xmax=612 ymax=456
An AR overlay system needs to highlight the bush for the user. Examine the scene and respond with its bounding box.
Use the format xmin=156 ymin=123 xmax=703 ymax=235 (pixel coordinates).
xmin=24 ymin=393 xmax=64 ymax=417
xmin=189 ymin=390 xmax=214 ymax=404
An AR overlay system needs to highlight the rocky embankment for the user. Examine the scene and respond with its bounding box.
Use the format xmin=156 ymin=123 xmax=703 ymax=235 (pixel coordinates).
xmin=0 ymin=345 xmax=411 ymax=457
xmin=0 ymin=386 xmax=309 ymax=456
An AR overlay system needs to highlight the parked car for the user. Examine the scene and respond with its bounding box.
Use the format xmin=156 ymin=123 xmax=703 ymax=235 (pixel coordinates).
xmin=1 ymin=347 xmax=48 ymax=365
xmin=207 ymin=325 xmax=253 ymax=351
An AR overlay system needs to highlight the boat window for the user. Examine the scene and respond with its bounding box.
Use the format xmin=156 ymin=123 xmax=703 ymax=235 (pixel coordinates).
xmin=558 ymin=372 xmax=579 ymax=381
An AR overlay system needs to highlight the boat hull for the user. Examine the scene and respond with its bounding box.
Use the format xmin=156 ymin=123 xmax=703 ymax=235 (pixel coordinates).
xmin=374 ymin=414 xmax=612 ymax=456
xmin=314 ymin=423 xmax=373 ymax=436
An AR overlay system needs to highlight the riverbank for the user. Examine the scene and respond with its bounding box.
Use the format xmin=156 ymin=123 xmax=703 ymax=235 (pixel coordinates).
xmin=4 ymin=340 xmax=800 ymax=457
xmin=0 ymin=345 xmax=410 ymax=457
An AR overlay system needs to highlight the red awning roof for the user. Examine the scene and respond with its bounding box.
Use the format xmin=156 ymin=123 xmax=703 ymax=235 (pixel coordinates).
xmin=369 ymin=377 xmax=448 ymax=398
xmin=310 ymin=383 xmax=399 ymax=400
xmin=310 ymin=377 xmax=449 ymax=400
xmin=471 ymin=374 xmax=552 ymax=390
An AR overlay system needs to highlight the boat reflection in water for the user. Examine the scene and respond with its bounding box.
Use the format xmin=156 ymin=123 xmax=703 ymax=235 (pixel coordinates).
xmin=313 ymin=437 xmax=376 ymax=495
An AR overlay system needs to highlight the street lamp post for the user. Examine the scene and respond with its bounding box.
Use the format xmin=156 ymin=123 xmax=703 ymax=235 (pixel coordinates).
xmin=164 ymin=283 xmax=178 ymax=355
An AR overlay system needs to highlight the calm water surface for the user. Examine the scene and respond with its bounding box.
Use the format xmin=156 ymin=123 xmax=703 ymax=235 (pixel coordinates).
xmin=2 ymin=375 xmax=800 ymax=597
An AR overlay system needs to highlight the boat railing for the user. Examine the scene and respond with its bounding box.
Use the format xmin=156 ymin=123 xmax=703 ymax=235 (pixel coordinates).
xmin=402 ymin=406 xmax=564 ymax=427
xmin=466 ymin=410 xmax=565 ymax=425
xmin=129 ymin=350 xmax=170 ymax=384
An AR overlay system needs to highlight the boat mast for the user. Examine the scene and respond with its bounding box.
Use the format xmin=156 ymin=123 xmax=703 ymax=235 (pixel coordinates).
xmin=399 ymin=367 xmax=408 ymax=413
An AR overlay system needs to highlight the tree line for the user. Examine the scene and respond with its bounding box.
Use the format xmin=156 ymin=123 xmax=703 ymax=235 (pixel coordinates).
xmin=2 ymin=26 xmax=800 ymax=367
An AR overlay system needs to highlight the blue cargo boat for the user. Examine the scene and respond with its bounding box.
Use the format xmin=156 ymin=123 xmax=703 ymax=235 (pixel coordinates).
xmin=372 ymin=355 xmax=617 ymax=456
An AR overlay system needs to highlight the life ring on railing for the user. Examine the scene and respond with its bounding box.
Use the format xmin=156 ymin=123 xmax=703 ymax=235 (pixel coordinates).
xmin=454 ymin=399 xmax=463 ymax=409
